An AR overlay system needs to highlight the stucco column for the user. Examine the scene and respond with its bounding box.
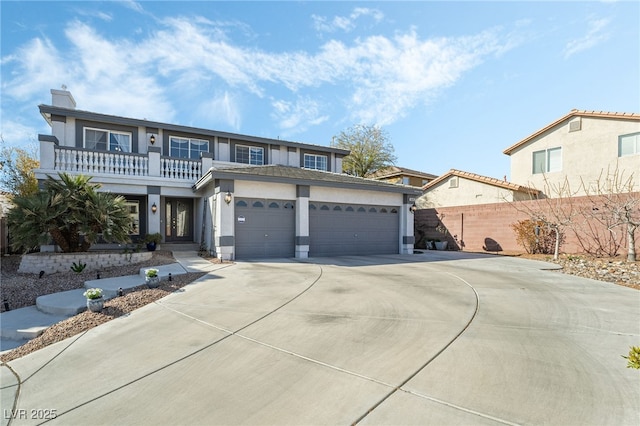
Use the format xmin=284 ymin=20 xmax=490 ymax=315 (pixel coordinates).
xmin=39 ymin=138 xmax=56 ymax=170
xmin=147 ymin=186 xmax=161 ymax=238
xmin=148 ymin=147 xmax=161 ymax=177
xmin=214 ymin=180 xmax=235 ymax=260
xmin=401 ymin=194 xmax=416 ymax=255
xmin=201 ymin=152 xmax=213 ymax=174
xmin=295 ymin=185 xmax=310 ymax=258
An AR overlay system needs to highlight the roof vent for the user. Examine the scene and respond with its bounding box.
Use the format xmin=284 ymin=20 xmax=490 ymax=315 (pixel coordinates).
xmin=569 ymin=118 xmax=581 ymax=132
xmin=449 ymin=176 xmax=459 ymax=188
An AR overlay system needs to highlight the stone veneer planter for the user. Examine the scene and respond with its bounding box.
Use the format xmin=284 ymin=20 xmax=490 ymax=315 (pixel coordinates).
xmin=18 ymin=251 xmax=153 ymax=274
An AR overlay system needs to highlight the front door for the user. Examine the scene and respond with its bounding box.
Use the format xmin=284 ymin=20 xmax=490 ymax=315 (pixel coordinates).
xmin=165 ymin=198 xmax=193 ymax=242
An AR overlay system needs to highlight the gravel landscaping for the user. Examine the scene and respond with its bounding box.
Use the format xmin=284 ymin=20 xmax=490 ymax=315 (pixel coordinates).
xmin=550 ymin=255 xmax=639 ymax=290
xmin=0 ymin=250 xmax=215 ymax=362
xmin=0 ymin=250 xmax=637 ymax=363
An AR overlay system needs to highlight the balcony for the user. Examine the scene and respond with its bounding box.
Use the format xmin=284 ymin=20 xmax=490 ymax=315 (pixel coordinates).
xmin=38 ymin=140 xmax=212 ymax=182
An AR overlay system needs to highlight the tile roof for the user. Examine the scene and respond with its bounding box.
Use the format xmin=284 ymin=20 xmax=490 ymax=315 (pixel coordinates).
xmin=422 ymin=169 xmax=540 ymax=194
xmin=367 ymin=166 xmax=438 ymax=180
xmin=195 ymin=164 xmax=422 ymax=194
xmin=503 ymin=109 xmax=640 ymax=155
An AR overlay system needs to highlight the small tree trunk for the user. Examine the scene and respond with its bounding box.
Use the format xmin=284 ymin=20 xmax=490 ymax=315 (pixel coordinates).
xmin=627 ymin=224 xmax=637 ymax=262
xmin=49 ymin=228 xmax=70 ymax=253
xmin=554 ymin=227 xmax=560 ymax=260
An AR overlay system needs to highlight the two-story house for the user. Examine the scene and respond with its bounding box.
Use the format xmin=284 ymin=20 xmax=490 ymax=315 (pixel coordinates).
xmin=503 ymin=110 xmax=640 ymax=197
xmin=36 ymin=89 xmax=421 ymax=260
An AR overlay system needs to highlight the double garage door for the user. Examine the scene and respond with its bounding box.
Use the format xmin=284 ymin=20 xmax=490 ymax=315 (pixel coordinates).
xmin=309 ymin=202 xmax=399 ymax=257
xmin=234 ymin=199 xmax=399 ymax=259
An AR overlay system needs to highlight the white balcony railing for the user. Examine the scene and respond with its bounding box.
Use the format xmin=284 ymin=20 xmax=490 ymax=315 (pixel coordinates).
xmin=48 ymin=146 xmax=207 ymax=181
xmin=54 ymin=148 xmax=149 ymax=176
xmin=161 ymin=157 xmax=202 ymax=180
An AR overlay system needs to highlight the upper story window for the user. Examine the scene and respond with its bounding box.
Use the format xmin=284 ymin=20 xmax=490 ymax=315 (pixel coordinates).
xmin=304 ymin=153 xmax=327 ymax=171
xmin=170 ymin=136 xmax=209 ymax=159
xmin=532 ymin=147 xmax=562 ymax=174
xmin=401 ymin=177 xmax=410 ymax=185
xmin=619 ymin=132 xmax=640 ymax=157
xmin=236 ymin=145 xmax=264 ymax=165
xmin=84 ymin=128 xmax=131 ymax=152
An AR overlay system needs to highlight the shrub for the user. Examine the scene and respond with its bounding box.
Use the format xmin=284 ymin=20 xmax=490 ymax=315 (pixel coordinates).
xmin=511 ymin=219 xmax=564 ymax=254
xmin=623 ymin=346 xmax=640 ymax=369
xmin=7 ymin=173 xmax=133 ymax=253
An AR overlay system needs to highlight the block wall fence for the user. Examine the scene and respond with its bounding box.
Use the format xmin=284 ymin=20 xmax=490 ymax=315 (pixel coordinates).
xmin=18 ymin=251 xmax=153 ymax=274
xmin=414 ymin=193 xmax=639 ymax=255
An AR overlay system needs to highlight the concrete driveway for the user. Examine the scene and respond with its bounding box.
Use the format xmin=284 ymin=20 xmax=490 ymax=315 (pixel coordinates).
xmin=1 ymin=252 xmax=639 ymax=425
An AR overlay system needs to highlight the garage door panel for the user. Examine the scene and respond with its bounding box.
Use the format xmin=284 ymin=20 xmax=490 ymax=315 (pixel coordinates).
xmin=235 ymin=199 xmax=295 ymax=259
xmin=309 ymin=203 xmax=399 ymax=257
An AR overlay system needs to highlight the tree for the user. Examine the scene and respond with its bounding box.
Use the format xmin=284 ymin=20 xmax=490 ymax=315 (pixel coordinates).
xmin=581 ymin=166 xmax=639 ymax=262
xmin=7 ymin=173 xmax=133 ymax=253
xmin=331 ymin=124 xmax=397 ymax=177
xmin=508 ymin=176 xmax=580 ymax=260
xmin=0 ymin=137 xmax=39 ymax=197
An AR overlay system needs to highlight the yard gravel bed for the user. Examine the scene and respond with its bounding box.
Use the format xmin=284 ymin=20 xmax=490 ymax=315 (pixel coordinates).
xmin=1 ymin=250 xmax=179 ymax=313
xmin=0 ymin=250 xmax=214 ymax=362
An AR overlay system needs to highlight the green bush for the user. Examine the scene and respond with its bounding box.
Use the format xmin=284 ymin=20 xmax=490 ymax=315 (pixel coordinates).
xmin=7 ymin=173 xmax=133 ymax=253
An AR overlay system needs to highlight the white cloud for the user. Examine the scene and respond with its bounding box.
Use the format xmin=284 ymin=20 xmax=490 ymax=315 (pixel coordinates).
xmin=1 ymin=13 xmax=514 ymax=136
xmin=2 ymin=37 xmax=68 ymax=100
xmin=312 ymin=8 xmax=384 ymax=33
xmin=120 ymin=0 xmax=144 ymax=14
xmin=0 ymin=119 xmax=40 ymax=148
xmin=196 ymin=91 xmax=242 ymax=130
xmin=271 ymin=97 xmax=329 ymax=136
xmin=564 ymin=17 xmax=611 ymax=58
xmin=62 ymin=22 xmax=174 ymax=121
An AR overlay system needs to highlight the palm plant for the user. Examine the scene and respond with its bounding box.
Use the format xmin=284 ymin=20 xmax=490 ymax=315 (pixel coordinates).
xmin=7 ymin=173 xmax=133 ymax=253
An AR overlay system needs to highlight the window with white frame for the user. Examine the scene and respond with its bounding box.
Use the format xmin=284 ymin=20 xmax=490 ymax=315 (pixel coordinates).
xmin=303 ymin=153 xmax=327 ymax=171
xmin=236 ymin=145 xmax=264 ymax=165
xmin=84 ymin=128 xmax=131 ymax=152
xmin=170 ymin=136 xmax=209 ymax=159
xmin=619 ymin=132 xmax=640 ymax=157
xmin=532 ymin=147 xmax=562 ymax=174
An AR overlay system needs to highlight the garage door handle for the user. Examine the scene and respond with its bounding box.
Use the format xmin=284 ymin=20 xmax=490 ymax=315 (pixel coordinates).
xmin=265 ymin=234 xmax=268 ymax=237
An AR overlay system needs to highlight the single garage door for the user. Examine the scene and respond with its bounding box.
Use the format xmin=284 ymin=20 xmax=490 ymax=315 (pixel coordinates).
xmin=309 ymin=202 xmax=399 ymax=257
xmin=235 ymin=198 xmax=295 ymax=259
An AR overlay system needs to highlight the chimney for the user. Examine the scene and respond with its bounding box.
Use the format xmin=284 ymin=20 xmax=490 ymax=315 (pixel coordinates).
xmin=50 ymin=87 xmax=76 ymax=109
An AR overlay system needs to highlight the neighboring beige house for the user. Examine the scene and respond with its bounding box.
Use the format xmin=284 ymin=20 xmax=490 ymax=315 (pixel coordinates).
xmin=367 ymin=166 xmax=437 ymax=187
xmin=503 ymin=110 xmax=640 ymax=197
xmin=416 ymin=169 xmax=540 ymax=208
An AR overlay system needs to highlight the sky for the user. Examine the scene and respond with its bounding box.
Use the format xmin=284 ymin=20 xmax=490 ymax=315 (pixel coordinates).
xmin=1 ymin=1 xmax=639 ymax=180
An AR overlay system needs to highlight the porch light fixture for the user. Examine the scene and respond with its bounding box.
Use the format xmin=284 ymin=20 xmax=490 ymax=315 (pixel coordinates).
xmin=409 ymin=203 xmax=417 ymax=213
xmin=224 ymin=191 xmax=232 ymax=205
xmin=149 ymin=135 xmax=156 ymax=145
xmin=151 ymin=202 xmax=157 ymax=214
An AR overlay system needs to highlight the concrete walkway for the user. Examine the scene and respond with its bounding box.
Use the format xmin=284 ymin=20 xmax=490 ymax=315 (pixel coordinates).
xmin=0 ymin=250 xmax=218 ymax=353
xmin=1 ymin=252 xmax=638 ymax=425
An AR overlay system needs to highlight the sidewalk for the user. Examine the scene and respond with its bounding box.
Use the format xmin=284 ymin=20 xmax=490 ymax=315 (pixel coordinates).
xmin=0 ymin=250 xmax=219 ymax=353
